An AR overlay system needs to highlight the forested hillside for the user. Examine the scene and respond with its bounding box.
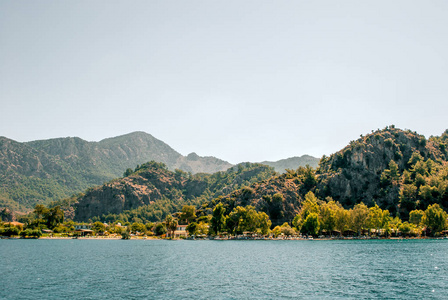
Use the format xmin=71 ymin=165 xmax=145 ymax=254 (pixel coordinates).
xmin=208 ymin=126 xmax=448 ymax=225
xmin=317 ymin=126 xmax=448 ymax=218
xmin=4 ymin=126 xmax=448 ymax=230
xmin=0 ymin=132 xmax=232 ymax=212
xmin=72 ymin=162 xmax=277 ymax=222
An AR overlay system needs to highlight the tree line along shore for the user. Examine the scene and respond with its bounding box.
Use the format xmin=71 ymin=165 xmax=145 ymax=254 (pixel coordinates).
xmin=1 ymin=191 xmax=448 ymax=240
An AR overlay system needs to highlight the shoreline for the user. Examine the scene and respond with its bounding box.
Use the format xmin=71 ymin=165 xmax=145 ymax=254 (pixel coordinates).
xmin=2 ymin=236 xmax=447 ymax=241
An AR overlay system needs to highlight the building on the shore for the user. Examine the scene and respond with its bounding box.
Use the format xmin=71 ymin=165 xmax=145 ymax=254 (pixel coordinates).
xmin=173 ymin=225 xmax=188 ymax=238
xmin=74 ymin=224 xmax=93 ymax=236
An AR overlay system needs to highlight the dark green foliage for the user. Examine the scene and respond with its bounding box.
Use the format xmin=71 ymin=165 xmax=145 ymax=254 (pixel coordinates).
xmin=20 ymin=228 xmax=42 ymax=238
xmin=0 ymin=132 xmax=232 ymax=213
xmin=301 ymin=213 xmax=320 ymax=236
xmin=76 ymin=162 xmax=276 ymax=223
xmin=317 ymin=127 xmax=448 ymax=217
xmin=154 ymin=223 xmax=167 ymax=236
xmin=0 ymin=225 xmax=20 ymax=237
xmin=186 ymin=222 xmax=198 ymax=235
xmin=210 ymin=203 xmax=226 ymax=235
xmin=422 ymin=204 xmax=447 ymax=236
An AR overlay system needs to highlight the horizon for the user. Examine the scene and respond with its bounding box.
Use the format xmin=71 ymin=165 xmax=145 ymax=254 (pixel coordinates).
xmin=1 ymin=1 xmax=448 ymax=164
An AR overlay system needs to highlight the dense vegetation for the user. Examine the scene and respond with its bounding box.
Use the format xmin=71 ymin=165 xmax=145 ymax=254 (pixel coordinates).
xmin=203 ymin=191 xmax=448 ymax=237
xmin=1 ymin=132 xmax=316 ymax=213
xmin=317 ymin=126 xmax=448 ymax=218
xmin=3 ymin=126 xmax=448 ymax=239
xmin=0 ymin=132 xmax=232 ymax=212
xmin=2 ymin=199 xmax=447 ymax=239
xmin=74 ymin=162 xmax=277 ymax=223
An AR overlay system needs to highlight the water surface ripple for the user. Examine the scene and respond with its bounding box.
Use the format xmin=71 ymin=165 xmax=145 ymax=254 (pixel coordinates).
xmin=1 ymin=239 xmax=447 ymax=299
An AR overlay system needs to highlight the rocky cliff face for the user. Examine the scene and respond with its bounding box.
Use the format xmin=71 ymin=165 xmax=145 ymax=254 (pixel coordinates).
xmin=316 ymin=126 xmax=446 ymax=213
xmin=73 ymin=162 xmax=276 ymax=222
xmin=75 ymin=166 xmax=176 ymax=221
xmin=210 ymin=127 xmax=448 ymax=224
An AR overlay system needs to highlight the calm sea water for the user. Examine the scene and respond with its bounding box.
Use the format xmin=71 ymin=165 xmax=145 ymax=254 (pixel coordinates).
xmin=1 ymin=239 xmax=448 ymax=299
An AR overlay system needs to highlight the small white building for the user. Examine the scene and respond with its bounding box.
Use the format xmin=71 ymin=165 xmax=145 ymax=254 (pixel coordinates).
xmin=173 ymin=225 xmax=188 ymax=238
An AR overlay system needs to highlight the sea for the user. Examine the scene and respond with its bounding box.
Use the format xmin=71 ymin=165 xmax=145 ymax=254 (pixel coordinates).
xmin=1 ymin=239 xmax=448 ymax=299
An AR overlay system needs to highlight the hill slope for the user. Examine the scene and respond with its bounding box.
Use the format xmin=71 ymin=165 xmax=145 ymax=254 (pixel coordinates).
xmin=209 ymin=126 xmax=448 ymax=223
xmin=0 ymin=132 xmax=232 ymax=211
xmin=317 ymin=126 xmax=448 ymax=216
xmin=73 ymin=162 xmax=277 ymax=222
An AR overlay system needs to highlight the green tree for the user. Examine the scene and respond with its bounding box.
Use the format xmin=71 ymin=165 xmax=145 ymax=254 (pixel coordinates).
xmin=123 ymin=168 xmax=133 ymax=177
xmin=240 ymin=206 xmax=258 ymax=233
xmin=257 ymin=212 xmax=272 ymax=236
xmin=398 ymin=222 xmax=412 ymax=236
xmin=366 ymin=204 xmax=390 ymax=236
xmin=45 ymin=206 xmax=64 ymax=229
xmin=165 ymin=215 xmax=178 ymax=238
xmin=0 ymin=226 xmax=20 ymax=237
xmin=227 ymin=206 xmax=247 ymax=234
xmin=210 ymin=203 xmax=226 ymax=235
xmin=271 ymin=225 xmax=282 ymax=237
xmin=422 ymin=204 xmax=447 ymax=236
xmin=301 ymin=213 xmax=320 ymax=236
xmin=409 ymin=209 xmax=424 ymax=225
xmin=399 ymin=184 xmax=418 ymax=216
xmin=334 ymin=206 xmax=350 ymax=235
xmin=294 ymin=191 xmax=320 ymax=231
xmin=34 ymin=204 xmax=49 ymax=219
xmin=130 ymin=222 xmax=145 ymax=234
xmin=121 ymin=229 xmax=131 ymax=239
xmin=154 ymin=223 xmax=167 ymax=236
xmin=350 ymin=203 xmax=369 ymax=235
xmin=381 ymin=160 xmax=400 ymax=186
xmin=186 ymin=222 xmax=198 ymax=236
xmin=319 ymin=201 xmax=338 ymax=233
xmin=180 ymin=205 xmax=197 ymax=224
xmin=92 ymin=221 xmax=106 ymax=234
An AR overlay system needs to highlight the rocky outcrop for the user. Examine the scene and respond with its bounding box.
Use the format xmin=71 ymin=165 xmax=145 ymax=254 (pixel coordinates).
xmin=73 ymin=162 xmax=276 ymax=222
xmin=316 ymin=126 xmax=446 ymax=213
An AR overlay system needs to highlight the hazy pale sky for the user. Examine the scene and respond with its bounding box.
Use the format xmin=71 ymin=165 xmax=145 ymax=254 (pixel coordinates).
xmin=1 ymin=1 xmax=447 ymax=164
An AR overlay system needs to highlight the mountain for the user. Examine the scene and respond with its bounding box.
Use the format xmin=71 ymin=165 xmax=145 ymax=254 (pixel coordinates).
xmin=208 ymin=126 xmax=448 ymax=223
xmin=72 ymin=162 xmax=277 ymax=222
xmin=0 ymin=132 xmax=232 ymax=212
xmin=261 ymin=155 xmax=320 ymax=173
xmin=26 ymin=131 xmax=232 ymax=176
xmin=0 ymin=136 xmax=81 ymax=212
xmin=316 ymin=126 xmax=448 ymax=217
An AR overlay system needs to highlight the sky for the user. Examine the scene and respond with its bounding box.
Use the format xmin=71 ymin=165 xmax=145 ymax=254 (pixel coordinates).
xmin=1 ymin=1 xmax=448 ymax=164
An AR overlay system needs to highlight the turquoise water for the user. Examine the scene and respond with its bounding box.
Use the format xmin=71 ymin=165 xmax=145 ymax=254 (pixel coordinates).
xmin=1 ymin=239 xmax=448 ymax=299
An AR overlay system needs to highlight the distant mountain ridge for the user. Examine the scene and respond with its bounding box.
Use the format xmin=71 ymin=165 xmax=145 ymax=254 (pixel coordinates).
xmin=0 ymin=131 xmax=319 ymax=213
xmin=26 ymin=131 xmax=233 ymax=176
xmin=0 ymin=132 xmax=232 ymax=211
xmin=261 ymin=155 xmax=320 ymax=173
